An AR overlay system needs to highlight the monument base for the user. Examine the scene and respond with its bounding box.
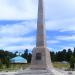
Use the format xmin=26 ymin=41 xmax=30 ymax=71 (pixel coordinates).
xmin=14 ymin=47 xmax=65 ymax=75
xmin=15 ymin=68 xmax=66 ymax=75
xmin=31 ymin=47 xmax=52 ymax=69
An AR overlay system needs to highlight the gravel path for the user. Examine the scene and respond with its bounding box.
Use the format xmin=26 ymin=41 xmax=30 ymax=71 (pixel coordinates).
xmin=0 ymin=71 xmax=75 ymax=75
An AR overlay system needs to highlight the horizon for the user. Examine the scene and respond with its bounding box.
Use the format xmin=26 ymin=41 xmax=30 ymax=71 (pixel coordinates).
xmin=0 ymin=0 xmax=75 ymax=52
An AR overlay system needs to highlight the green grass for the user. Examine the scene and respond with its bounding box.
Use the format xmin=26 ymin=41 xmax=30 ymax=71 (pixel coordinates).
xmin=0 ymin=64 xmax=30 ymax=71
xmin=53 ymin=62 xmax=70 ymax=69
xmin=0 ymin=62 xmax=70 ymax=71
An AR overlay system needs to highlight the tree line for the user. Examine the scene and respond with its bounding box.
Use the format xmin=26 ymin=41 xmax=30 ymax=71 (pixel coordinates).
xmin=0 ymin=48 xmax=75 ymax=68
xmin=50 ymin=48 xmax=75 ymax=69
xmin=51 ymin=48 xmax=75 ymax=62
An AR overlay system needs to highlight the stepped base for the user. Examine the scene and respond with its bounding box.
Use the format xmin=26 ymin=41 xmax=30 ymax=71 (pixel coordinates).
xmin=15 ymin=68 xmax=66 ymax=75
xmin=31 ymin=47 xmax=52 ymax=69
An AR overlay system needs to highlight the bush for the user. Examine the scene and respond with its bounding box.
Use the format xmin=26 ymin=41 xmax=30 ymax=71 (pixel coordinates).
xmin=0 ymin=64 xmax=3 ymax=69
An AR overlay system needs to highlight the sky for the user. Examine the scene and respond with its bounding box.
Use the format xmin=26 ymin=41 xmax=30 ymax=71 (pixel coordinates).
xmin=0 ymin=0 xmax=75 ymax=53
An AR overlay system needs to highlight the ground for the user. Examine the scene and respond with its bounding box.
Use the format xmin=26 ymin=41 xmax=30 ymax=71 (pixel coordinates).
xmin=0 ymin=63 xmax=75 ymax=75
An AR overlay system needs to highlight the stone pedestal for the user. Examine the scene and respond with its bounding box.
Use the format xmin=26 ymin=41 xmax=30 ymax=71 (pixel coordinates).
xmin=31 ymin=47 xmax=52 ymax=70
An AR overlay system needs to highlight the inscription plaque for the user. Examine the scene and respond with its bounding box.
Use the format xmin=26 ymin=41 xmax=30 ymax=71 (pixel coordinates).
xmin=36 ymin=53 xmax=42 ymax=60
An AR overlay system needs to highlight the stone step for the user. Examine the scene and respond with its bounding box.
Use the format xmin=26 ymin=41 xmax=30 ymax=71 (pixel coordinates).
xmin=15 ymin=69 xmax=54 ymax=75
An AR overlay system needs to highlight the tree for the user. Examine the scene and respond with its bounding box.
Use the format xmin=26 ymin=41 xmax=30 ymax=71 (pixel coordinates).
xmin=69 ymin=56 xmax=75 ymax=69
xmin=73 ymin=48 xmax=75 ymax=58
xmin=0 ymin=64 xmax=3 ymax=69
xmin=66 ymin=49 xmax=72 ymax=62
xmin=5 ymin=57 xmax=10 ymax=68
xmin=27 ymin=53 xmax=32 ymax=63
xmin=50 ymin=51 xmax=56 ymax=62
xmin=0 ymin=59 xmax=3 ymax=69
xmin=14 ymin=51 xmax=18 ymax=57
xmin=61 ymin=49 xmax=67 ymax=61
xmin=0 ymin=50 xmax=15 ymax=68
xmin=22 ymin=49 xmax=29 ymax=62
xmin=56 ymin=51 xmax=62 ymax=61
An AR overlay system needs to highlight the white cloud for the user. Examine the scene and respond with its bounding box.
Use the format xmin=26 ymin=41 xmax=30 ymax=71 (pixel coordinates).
xmin=0 ymin=19 xmax=75 ymax=51
xmin=56 ymin=35 xmax=75 ymax=41
xmin=47 ymin=40 xmax=59 ymax=44
xmin=0 ymin=0 xmax=75 ymax=20
xmin=0 ymin=21 xmax=36 ymax=37
xmin=46 ymin=18 xmax=75 ymax=32
xmin=45 ymin=0 xmax=75 ymax=19
xmin=0 ymin=0 xmax=75 ymax=52
xmin=0 ymin=22 xmax=36 ymax=51
xmin=59 ymin=46 xmax=74 ymax=51
xmin=0 ymin=36 xmax=35 ymax=50
xmin=0 ymin=37 xmax=35 ymax=45
xmin=0 ymin=0 xmax=37 ymax=20
xmin=2 ymin=45 xmax=35 ymax=51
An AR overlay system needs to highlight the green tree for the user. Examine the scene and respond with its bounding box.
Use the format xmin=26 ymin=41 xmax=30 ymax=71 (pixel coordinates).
xmin=61 ymin=49 xmax=67 ymax=61
xmin=50 ymin=51 xmax=56 ymax=62
xmin=69 ymin=56 xmax=75 ymax=69
xmin=66 ymin=49 xmax=72 ymax=62
xmin=0 ymin=59 xmax=3 ymax=69
xmin=73 ymin=48 xmax=75 ymax=58
xmin=22 ymin=49 xmax=29 ymax=62
xmin=0 ymin=64 xmax=3 ymax=69
xmin=0 ymin=50 xmax=13 ymax=68
xmin=56 ymin=51 xmax=62 ymax=61
xmin=27 ymin=53 xmax=32 ymax=63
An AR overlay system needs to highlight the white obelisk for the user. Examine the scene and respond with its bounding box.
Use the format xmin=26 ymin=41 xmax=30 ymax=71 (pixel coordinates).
xmin=31 ymin=0 xmax=52 ymax=69
xmin=16 ymin=0 xmax=65 ymax=75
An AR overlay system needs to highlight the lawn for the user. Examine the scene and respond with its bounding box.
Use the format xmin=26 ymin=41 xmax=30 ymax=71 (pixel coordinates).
xmin=0 ymin=64 xmax=30 ymax=71
xmin=53 ymin=62 xmax=70 ymax=69
xmin=0 ymin=62 xmax=70 ymax=71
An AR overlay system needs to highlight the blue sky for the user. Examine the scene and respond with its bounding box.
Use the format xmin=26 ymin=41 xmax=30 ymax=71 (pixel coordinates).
xmin=0 ymin=0 xmax=75 ymax=52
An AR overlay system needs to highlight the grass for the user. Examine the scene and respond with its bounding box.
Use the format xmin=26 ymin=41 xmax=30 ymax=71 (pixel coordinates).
xmin=0 ymin=62 xmax=70 ymax=71
xmin=53 ymin=62 xmax=70 ymax=69
xmin=0 ymin=64 xmax=30 ymax=71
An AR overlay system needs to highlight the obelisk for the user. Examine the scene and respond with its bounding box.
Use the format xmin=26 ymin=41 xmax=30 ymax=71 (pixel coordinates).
xmin=37 ymin=0 xmax=46 ymax=47
xmin=31 ymin=0 xmax=52 ymax=69
xmin=16 ymin=0 xmax=65 ymax=75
